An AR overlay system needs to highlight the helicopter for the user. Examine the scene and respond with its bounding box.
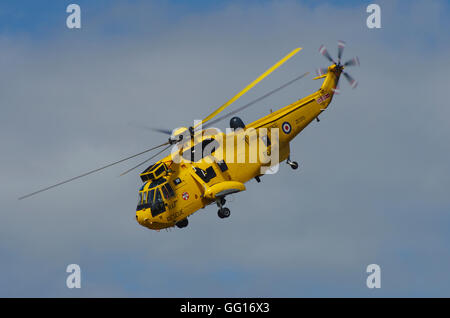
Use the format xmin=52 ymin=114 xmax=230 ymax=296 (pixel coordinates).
xmin=19 ymin=41 xmax=359 ymax=231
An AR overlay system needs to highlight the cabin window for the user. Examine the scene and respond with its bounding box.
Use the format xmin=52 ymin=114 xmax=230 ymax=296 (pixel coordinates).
xmin=217 ymin=160 xmax=228 ymax=172
xmin=194 ymin=167 xmax=207 ymax=182
xmin=138 ymin=192 xmax=143 ymax=205
xmin=165 ymin=183 xmax=175 ymax=197
xmin=151 ymin=189 xmax=166 ymax=217
xmin=142 ymin=191 xmax=147 ymax=204
xmin=205 ymin=166 xmax=216 ymax=181
xmin=194 ymin=166 xmax=217 ymax=183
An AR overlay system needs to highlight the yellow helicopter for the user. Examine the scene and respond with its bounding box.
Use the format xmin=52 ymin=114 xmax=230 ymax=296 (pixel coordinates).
xmin=19 ymin=42 xmax=359 ymax=231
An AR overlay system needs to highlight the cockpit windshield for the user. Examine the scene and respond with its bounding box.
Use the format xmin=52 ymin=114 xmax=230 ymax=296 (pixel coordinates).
xmin=147 ymin=189 xmax=155 ymax=206
xmin=152 ymin=189 xmax=165 ymax=217
xmin=136 ymin=178 xmax=175 ymax=217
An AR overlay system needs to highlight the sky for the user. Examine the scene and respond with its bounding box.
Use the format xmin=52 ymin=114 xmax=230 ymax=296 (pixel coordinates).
xmin=1 ymin=0 xmax=450 ymax=297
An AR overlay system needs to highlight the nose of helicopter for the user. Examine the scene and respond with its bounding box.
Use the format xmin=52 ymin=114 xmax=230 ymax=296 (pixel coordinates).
xmin=136 ymin=209 xmax=157 ymax=228
xmin=136 ymin=210 xmax=165 ymax=230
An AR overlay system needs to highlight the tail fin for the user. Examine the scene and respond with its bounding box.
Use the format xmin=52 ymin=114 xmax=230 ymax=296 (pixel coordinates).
xmin=316 ymin=65 xmax=340 ymax=92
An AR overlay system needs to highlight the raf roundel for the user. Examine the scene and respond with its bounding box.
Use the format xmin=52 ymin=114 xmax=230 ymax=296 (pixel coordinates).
xmin=182 ymin=192 xmax=189 ymax=201
xmin=282 ymin=121 xmax=292 ymax=134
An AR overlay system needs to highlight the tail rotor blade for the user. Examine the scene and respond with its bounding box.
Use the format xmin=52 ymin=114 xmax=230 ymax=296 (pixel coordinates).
xmin=343 ymin=56 xmax=360 ymax=67
xmin=319 ymin=45 xmax=336 ymax=64
xmin=343 ymin=72 xmax=358 ymax=89
xmin=337 ymin=40 xmax=346 ymax=64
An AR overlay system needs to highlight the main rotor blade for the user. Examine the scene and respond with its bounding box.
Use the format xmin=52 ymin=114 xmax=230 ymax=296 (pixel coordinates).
xmin=119 ymin=144 xmax=172 ymax=176
xmin=194 ymin=47 xmax=302 ymax=129
xmin=128 ymin=122 xmax=172 ymax=135
xmin=18 ymin=142 xmax=170 ymax=200
xmin=205 ymin=72 xmax=309 ymax=128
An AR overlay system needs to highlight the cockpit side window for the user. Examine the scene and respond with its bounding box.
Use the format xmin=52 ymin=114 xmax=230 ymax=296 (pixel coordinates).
xmin=147 ymin=189 xmax=155 ymax=204
xmin=165 ymin=183 xmax=175 ymax=198
xmin=151 ymin=189 xmax=166 ymax=217
xmin=194 ymin=166 xmax=217 ymax=183
xmin=142 ymin=191 xmax=147 ymax=204
xmin=161 ymin=183 xmax=175 ymax=199
xmin=137 ymin=189 xmax=156 ymax=211
xmin=161 ymin=185 xmax=169 ymax=199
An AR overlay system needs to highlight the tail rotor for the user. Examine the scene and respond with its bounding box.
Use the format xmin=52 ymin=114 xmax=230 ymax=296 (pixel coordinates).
xmin=343 ymin=56 xmax=360 ymax=67
xmin=337 ymin=40 xmax=346 ymax=64
xmin=317 ymin=41 xmax=359 ymax=90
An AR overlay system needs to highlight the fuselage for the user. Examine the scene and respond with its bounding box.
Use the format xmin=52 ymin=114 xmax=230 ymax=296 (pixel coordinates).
xmin=136 ymin=65 xmax=342 ymax=230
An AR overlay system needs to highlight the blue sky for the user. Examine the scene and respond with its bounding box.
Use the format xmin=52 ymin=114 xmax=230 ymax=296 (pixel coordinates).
xmin=0 ymin=0 xmax=397 ymax=35
xmin=1 ymin=0 xmax=450 ymax=297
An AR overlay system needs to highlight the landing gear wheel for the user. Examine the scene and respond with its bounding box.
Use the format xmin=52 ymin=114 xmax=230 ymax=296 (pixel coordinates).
xmin=218 ymin=207 xmax=231 ymax=219
xmin=287 ymin=157 xmax=299 ymax=170
xmin=176 ymin=218 xmax=188 ymax=228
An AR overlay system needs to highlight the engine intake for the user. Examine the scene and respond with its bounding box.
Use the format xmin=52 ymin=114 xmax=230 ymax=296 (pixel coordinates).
xmin=230 ymin=116 xmax=245 ymax=130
